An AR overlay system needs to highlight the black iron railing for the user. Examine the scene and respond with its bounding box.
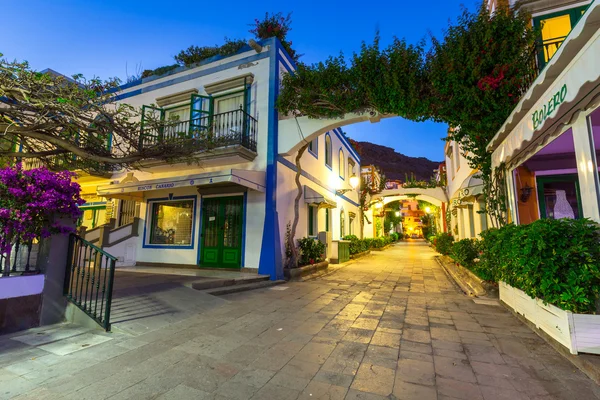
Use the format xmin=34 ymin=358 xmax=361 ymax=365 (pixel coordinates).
xmin=0 ymin=240 xmax=39 ymax=277
xmin=139 ymin=108 xmax=258 ymax=153
xmin=64 ymin=234 xmax=117 ymax=331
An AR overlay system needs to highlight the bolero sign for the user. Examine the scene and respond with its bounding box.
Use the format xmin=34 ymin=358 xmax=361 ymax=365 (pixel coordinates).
xmin=532 ymin=84 xmax=568 ymax=130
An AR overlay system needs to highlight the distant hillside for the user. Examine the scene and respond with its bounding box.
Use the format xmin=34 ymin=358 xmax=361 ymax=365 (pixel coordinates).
xmin=351 ymin=141 xmax=442 ymax=182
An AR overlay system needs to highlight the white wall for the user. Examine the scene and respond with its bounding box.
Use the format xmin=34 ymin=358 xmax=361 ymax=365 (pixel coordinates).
xmin=276 ymin=129 xmax=361 ymax=260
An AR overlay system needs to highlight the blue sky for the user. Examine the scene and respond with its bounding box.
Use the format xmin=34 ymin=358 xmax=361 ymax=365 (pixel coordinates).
xmin=1 ymin=0 xmax=478 ymax=161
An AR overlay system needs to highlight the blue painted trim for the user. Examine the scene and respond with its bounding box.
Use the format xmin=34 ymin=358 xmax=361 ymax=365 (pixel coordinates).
xmin=308 ymin=149 xmax=318 ymax=159
xmin=277 ymin=155 xmax=360 ymax=208
xmin=196 ymin=196 xmax=204 ymax=265
xmin=115 ymin=38 xmax=273 ymax=91
xmin=114 ymin=52 xmax=270 ymax=102
xmin=142 ymin=195 xmax=197 ymax=250
xmin=241 ymin=192 xmax=247 ymax=267
xmin=333 ymin=128 xmax=361 ymax=164
xmin=338 ymin=147 xmax=345 ymax=180
xmin=324 ymin=133 xmax=332 ymax=168
xmin=276 ymin=43 xmax=298 ymax=71
xmin=258 ymin=37 xmax=283 ymax=280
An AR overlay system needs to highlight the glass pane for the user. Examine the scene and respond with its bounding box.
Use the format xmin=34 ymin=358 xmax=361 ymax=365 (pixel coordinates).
xmin=216 ymin=94 xmax=244 ymax=113
xmin=223 ymin=198 xmax=242 ymax=248
xmin=203 ymin=200 xmax=220 ymax=247
xmin=540 ymin=14 xmax=571 ymax=61
xmin=539 ymin=180 xmax=580 ymax=219
xmin=512 ymin=128 xmax=579 ymax=224
xmin=150 ymin=200 xmax=194 ymax=245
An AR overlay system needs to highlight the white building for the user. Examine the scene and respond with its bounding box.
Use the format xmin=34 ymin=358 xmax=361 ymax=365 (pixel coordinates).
xmin=88 ymin=37 xmax=360 ymax=279
xmin=489 ymin=0 xmax=600 ymax=226
xmin=444 ymin=137 xmax=488 ymax=240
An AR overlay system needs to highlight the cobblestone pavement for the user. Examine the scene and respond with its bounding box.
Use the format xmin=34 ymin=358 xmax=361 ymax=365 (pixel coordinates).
xmin=2 ymin=241 xmax=600 ymax=399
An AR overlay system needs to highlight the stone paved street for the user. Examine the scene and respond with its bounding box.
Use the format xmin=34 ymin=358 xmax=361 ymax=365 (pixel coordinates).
xmin=2 ymin=241 xmax=600 ymax=399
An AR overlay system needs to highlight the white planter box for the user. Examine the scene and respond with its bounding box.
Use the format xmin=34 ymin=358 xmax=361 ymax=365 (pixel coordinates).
xmin=500 ymin=281 xmax=600 ymax=355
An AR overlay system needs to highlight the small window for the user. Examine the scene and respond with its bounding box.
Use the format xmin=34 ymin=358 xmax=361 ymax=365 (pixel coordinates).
xmin=325 ymin=134 xmax=332 ymax=167
xmin=339 ymin=149 xmax=345 ymax=179
xmin=325 ymin=208 xmax=330 ymax=232
xmin=340 ymin=210 xmax=345 ymax=238
xmin=308 ymin=205 xmax=318 ymax=236
xmin=348 ymin=159 xmax=356 ymax=180
xmin=308 ymin=138 xmax=318 ymax=157
xmin=349 ymin=214 xmax=355 ymax=236
xmin=149 ymin=199 xmax=194 ymax=245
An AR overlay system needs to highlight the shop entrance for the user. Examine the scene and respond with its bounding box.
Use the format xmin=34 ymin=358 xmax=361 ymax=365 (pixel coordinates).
xmin=200 ymin=196 xmax=244 ymax=268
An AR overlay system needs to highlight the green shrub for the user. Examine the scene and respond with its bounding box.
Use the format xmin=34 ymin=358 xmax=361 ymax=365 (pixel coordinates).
xmin=297 ymin=237 xmax=326 ymax=266
xmin=390 ymin=232 xmax=399 ymax=242
xmin=434 ymin=232 xmax=454 ymax=255
xmin=450 ymin=239 xmax=480 ymax=269
xmin=427 ymin=235 xmax=436 ymax=243
xmin=344 ymin=235 xmax=365 ymax=255
xmin=480 ymin=219 xmax=600 ymax=313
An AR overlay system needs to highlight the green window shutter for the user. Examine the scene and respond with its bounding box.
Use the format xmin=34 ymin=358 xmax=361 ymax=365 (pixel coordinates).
xmin=325 ymin=208 xmax=329 ymax=232
xmin=190 ymin=94 xmax=213 ymax=135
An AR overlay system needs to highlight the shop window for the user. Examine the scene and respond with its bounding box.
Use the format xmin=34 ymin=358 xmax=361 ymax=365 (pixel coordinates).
xmin=149 ymin=199 xmax=194 ymax=245
xmin=513 ymin=128 xmax=581 ymax=223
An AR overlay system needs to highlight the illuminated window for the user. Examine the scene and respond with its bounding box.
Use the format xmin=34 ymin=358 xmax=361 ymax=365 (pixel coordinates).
xmin=339 ymin=149 xmax=345 ymax=179
xmin=325 ymin=134 xmax=332 ymax=167
xmin=534 ymin=6 xmax=588 ymax=67
xmin=149 ymin=200 xmax=194 ymax=245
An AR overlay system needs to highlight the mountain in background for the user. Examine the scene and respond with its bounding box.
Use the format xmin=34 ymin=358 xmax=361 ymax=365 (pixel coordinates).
xmin=351 ymin=140 xmax=442 ymax=182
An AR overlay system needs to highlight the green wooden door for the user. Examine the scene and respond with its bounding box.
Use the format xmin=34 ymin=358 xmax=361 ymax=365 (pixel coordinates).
xmin=200 ymin=196 xmax=244 ymax=268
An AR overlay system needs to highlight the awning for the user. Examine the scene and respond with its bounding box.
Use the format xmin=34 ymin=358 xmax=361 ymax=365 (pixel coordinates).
xmin=304 ymin=185 xmax=337 ymax=209
xmin=97 ymin=169 xmax=265 ymax=198
xmin=451 ymin=173 xmax=484 ymax=207
xmin=488 ymin=2 xmax=600 ymax=167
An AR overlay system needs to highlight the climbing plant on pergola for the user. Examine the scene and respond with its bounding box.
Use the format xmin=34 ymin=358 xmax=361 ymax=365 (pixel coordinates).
xmin=278 ymin=3 xmax=538 ymax=227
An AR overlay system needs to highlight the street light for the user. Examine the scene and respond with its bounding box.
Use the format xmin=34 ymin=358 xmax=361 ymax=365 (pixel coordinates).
xmin=395 ymin=211 xmax=400 ymax=217
xmin=336 ymin=174 xmax=360 ymax=196
xmin=425 ymin=206 xmax=431 ymax=214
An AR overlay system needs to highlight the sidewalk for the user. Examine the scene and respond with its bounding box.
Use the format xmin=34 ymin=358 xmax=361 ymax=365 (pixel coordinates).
xmin=1 ymin=241 xmax=599 ymax=399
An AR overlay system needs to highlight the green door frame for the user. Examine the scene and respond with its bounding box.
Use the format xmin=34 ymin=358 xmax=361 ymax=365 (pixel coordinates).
xmin=200 ymin=196 xmax=244 ymax=269
xmin=536 ymin=174 xmax=583 ymax=219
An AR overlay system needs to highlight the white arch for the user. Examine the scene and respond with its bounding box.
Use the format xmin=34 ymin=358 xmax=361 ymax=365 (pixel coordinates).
xmin=370 ymin=187 xmax=448 ymax=207
xmin=278 ymin=111 xmax=394 ymax=155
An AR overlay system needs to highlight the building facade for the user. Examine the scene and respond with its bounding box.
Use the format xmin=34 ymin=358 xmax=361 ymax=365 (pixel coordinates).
xmin=489 ymin=0 xmax=600 ymax=227
xmin=25 ymin=38 xmax=361 ymax=280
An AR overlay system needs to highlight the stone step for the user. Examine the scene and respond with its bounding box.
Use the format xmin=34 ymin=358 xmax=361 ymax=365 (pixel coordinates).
xmin=190 ymin=275 xmax=270 ymax=291
xmin=200 ymin=280 xmax=287 ymax=296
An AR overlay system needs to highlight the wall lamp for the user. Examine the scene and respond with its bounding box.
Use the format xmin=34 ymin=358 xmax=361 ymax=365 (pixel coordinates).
xmin=336 ymin=175 xmax=359 ymax=196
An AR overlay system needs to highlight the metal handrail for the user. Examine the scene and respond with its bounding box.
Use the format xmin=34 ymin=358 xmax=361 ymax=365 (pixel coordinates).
xmin=64 ymin=234 xmax=117 ymax=331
